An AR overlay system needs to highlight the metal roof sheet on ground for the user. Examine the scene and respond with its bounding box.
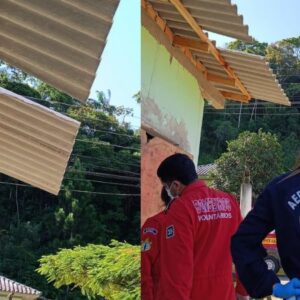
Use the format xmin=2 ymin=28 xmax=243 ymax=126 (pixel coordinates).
xmin=0 ymin=275 xmax=41 ymax=296
xmin=0 ymin=0 xmax=119 ymax=101
xmin=0 ymin=87 xmax=81 ymax=195
xmin=197 ymin=163 xmax=216 ymax=176
xmin=194 ymin=49 xmax=291 ymax=105
xmin=149 ymin=0 xmax=252 ymax=42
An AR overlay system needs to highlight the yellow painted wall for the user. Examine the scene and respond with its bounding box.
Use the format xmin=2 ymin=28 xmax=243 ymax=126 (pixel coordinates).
xmin=141 ymin=27 xmax=204 ymax=161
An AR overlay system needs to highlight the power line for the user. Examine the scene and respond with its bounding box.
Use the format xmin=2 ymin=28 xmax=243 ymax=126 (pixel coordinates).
xmin=25 ymin=97 xmax=140 ymax=129
xmin=204 ymin=106 xmax=300 ymax=111
xmin=204 ymin=102 xmax=300 ymax=109
xmin=68 ymin=160 xmax=140 ymax=176
xmin=20 ymin=94 xmax=142 ymax=130
xmin=63 ymin=189 xmax=140 ymax=197
xmin=66 ymin=170 xmax=140 ymax=182
xmin=204 ymin=112 xmax=300 ymax=116
xmin=26 ymin=97 xmax=142 ymax=142
xmin=0 ymin=181 xmax=140 ymax=197
xmin=27 ymin=96 xmax=141 ymax=120
xmin=79 ymin=127 xmax=139 ymax=139
xmin=63 ymin=178 xmax=140 ymax=188
xmin=70 ymin=114 xmax=140 ymax=129
xmin=218 ymin=101 xmax=300 ymax=106
xmin=75 ymin=139 xmax=140 ymax=152
xmin=71 ymin=154 xmax=140 ymax=168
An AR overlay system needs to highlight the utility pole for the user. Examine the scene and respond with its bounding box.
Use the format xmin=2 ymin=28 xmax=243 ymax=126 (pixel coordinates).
xmin=240 ymin=168 xmax=252 ymax=218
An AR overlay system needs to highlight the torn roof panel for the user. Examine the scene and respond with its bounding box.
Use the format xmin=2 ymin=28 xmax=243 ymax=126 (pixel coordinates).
xmin=0 ymin=87 xmax=80 ymax=195
xmin=149 ymin=0 xmax=252 ymax=42
xmin=0 ymin=0 xmax=119 ymax=101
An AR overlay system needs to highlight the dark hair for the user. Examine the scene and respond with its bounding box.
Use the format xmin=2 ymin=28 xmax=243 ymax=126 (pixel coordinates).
xmin=161 ymin=187 xmax=171 ymax=206
xmin=157 ymin=153 xmax=197 ymax=185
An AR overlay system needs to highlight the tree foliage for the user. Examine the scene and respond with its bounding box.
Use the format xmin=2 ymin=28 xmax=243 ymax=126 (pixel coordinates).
xmin=0 ymin=61 xmax=140 ymax=299
xmin=200 ymin=36 xmax=300 ymax=171
xmin=37 ymin=241 xmax=140 ymax=300
xmin=210 ymin=130 xmax=284 ymax=198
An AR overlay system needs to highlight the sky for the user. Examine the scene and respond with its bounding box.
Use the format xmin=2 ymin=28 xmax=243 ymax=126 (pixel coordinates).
xmin=90 ymin=0 xmax=300 ymax=128
xmin=89 ymin=0 xmax=140 ymax=128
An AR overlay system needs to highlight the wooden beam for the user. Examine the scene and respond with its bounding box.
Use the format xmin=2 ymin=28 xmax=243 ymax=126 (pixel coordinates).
xmin=173 ymin=35 xmax=209 ymax=52
xmin=142 ymin=0 xmax=208 ymax=74
xmin=206 ymin=73 xmax=236 ymax=87
xmin=169 ymin=0 xmax=251 ymax=101
xmin=220 ymin=91 xmax=249 ymax=102
xmin=142 ymin=0 xmax=174 ymax=43
xmin=142 ymin=9 xmax=225 ymax=108
xmin=182 ymin=47 xmax=207 ymax=73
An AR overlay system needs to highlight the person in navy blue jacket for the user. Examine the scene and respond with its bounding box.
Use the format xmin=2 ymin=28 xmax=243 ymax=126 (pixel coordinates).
xmin=231 ymin=166 xmax=300 ymax=299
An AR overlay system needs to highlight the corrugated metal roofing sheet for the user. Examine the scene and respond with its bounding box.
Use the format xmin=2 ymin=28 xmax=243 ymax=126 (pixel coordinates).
xmin=0 ymin=275 xmax=41 ymax=296
xmin=194 ymin=49 xmax=290 ymax=105
xmin=197 ymin=163 xmax=216 ymax=176
xmin=149 ymin=0 xmax=252 ymax=42
xmin=143 ymin=0 xmax=290 ymax=106
xmin=0 ymin=87 xmax=80 ymax=195
xmin=0 ymin=0 xmax=119 ymax=101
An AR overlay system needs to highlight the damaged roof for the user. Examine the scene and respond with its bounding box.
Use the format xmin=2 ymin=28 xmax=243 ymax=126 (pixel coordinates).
xmin=0 ymin=0 xmax=119 ymax=101
xmin=142 ymin=0 xmax=291 ymax=107
xmin=0 ymin=87 xmax=80 ymax=195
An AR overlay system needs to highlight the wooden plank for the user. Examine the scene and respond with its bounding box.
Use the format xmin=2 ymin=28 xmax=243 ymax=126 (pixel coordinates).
xmin=207 ymin=73 xmax=236 ymax=87
xmin=220 ymin=91 xmax=249 ymax=102
xmin=169 ymin=0 xmax=251 ymax=100
xmin=142 ymin=0 xmax=174 ymax=43
xmin=173 ymin=35 xmax=208 ymax=52
xmin=143 ymin=1 xmax=209 ymax=73
xmin=142 ymin=8 xmax=225 ymax=109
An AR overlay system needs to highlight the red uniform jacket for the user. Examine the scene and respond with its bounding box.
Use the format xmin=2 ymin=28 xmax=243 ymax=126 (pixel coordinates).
xmin=141 ymin=211 xmax=165 ymax=300
xmin=157 ymin=180 xmax=245 ymax=300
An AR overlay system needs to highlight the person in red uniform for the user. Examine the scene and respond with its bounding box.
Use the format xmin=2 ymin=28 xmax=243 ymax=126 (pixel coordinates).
xmin=141 ymin=187 xmax=171 ymax=300
xmin=155 ymin=153 xmax=248 ymax=300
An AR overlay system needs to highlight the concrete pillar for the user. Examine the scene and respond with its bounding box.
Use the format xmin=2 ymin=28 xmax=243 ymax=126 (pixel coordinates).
xmin=240 ymin=169 xmax=252 ymax=218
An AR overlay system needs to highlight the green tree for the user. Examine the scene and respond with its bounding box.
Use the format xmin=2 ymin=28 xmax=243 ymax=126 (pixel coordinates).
xmin=227 ymin=39 xmax=268 ymax=56
xmin=210 ymin=130 xmax=284 ymax=198
xmin=37 ymin=241 xmax=140 ymax=300
xmin=0 ymin=62 xmax=140 ymax=299
xmin=200 ymin=36 xmax=300 ymax=170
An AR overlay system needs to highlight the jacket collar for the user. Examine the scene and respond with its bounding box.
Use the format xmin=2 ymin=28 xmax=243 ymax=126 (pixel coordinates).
xmin=181 ymin=180 xmax=207 ymax=196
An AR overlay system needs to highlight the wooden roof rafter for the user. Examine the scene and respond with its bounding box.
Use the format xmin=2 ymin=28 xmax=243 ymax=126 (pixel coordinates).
xmin=142 ymin=0 xmax=207 ymax=74
xmin=142 ymin=0 xmax=251 ymax=104
xmin=142 ymin=0 xmax=290 ymax=106
xmin=169 ymin=0 xmax=251 ymax=102
xmin=143 ymin=0 xmax=227 ymax=108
